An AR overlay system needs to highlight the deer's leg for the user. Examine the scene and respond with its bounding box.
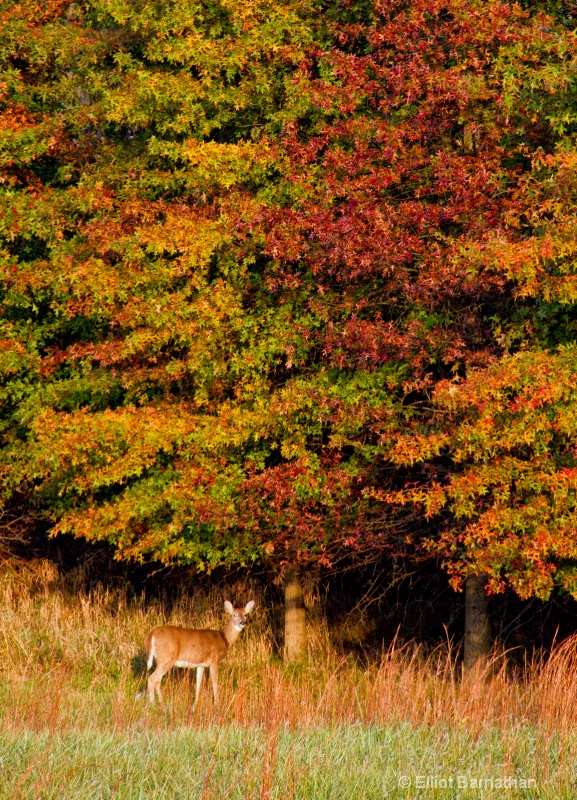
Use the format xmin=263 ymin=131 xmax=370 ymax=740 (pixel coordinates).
xmin=209 ymin=662 xmax=219 ymax=704
xmin=194 ymin=666 xmax=204 ymax=707
xmin=147 ymin=662 xmax=172 ymax=705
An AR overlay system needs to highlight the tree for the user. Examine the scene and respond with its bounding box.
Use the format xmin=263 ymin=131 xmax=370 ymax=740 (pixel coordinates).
xmin=0 ymin=0 xmax=323 ymax=573
xmin=385 ymin=31 xmax=577 ymax=630
xmin=0 ymin=0 xmax=374 ymax=660
xmin=238 ymin=0 xmax=577 ymax=662
xmin=2 ymin=0 xmax=577 ymax=664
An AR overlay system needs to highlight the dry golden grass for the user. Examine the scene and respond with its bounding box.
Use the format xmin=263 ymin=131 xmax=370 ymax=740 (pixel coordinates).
xmin=0 ymin=557 xmax=575 ymax=735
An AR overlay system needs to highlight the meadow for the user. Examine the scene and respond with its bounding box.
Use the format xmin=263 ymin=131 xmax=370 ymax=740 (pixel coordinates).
xmin=2 ymin=560 xmax=577 ymax=799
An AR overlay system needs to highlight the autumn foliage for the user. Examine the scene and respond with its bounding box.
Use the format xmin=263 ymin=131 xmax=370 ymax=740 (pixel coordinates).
xmin=2 ymin=0 xmax=577 ymax=598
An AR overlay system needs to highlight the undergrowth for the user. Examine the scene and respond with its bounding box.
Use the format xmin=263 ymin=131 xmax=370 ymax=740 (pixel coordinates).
xmin=1 ymin=559 xmax=577 ymax=797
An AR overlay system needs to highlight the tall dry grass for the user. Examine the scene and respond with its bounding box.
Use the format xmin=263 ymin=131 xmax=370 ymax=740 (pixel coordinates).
xmin=0 ymin=557 xmax=576 ymax=739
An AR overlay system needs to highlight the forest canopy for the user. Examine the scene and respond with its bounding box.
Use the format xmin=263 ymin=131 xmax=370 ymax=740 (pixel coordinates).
xmin=2 ymin=0 xmax=577 ymax=600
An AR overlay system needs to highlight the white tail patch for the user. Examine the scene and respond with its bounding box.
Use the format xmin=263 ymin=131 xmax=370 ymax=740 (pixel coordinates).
xmin=147 ymin=636 xmax=156 ymax=669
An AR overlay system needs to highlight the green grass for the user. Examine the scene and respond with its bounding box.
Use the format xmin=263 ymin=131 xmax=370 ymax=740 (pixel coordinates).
xmin=2 ymin=725 xmax=577 ymax=799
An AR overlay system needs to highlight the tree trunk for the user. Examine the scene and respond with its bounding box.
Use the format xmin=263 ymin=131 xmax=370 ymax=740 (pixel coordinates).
xmin=464 ymin=574 xmax=491 ymax=671
xmin=284 ymin=569 xmax=307 ymax=663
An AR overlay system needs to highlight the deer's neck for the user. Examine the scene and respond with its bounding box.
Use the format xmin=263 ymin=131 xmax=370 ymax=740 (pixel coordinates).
xmin=221 ymin=619 xmax=243 ymax=648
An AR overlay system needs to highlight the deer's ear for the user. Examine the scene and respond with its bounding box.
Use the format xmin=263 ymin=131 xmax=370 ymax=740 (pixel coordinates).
xmin=224 ymin=600 xmax=234 ymax=614
xmin=245 ymin=600 xmax=255 ymax=614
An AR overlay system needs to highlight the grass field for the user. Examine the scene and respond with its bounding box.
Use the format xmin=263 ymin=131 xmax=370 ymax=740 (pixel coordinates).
xmin=2 ymin=559 xmax=577 ymax=798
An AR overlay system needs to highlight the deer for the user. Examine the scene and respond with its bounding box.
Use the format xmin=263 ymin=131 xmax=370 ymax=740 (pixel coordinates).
xmin=144 ymin=600 xmax=255 ymax=706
